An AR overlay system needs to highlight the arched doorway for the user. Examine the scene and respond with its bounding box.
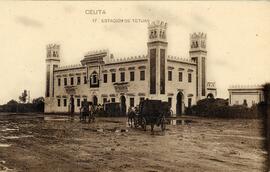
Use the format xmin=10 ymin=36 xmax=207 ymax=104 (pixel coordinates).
xmin=69 ymin=95 xmax=75 ymax=113
xmin=120 ymin=95 xmax=126 ymax=116
xmin=176 ymin=92 xmax=184 ymax=115
xmin=207 ymin=93 xmax=214 ymax=99
xmin=93 ymin=96 xmax=98 ymax=106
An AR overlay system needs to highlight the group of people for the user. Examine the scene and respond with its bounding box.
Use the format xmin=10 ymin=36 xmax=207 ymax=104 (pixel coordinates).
xmin=79 ymin=99 xmax=96 ymax=123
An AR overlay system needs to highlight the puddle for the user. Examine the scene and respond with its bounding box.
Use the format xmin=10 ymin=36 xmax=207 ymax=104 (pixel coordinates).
xmin=44 ymin=116 xmax=70 ymax=121
xmin=0 ymin=144 xmax=11 ymax=148
xmin=83 ymin=128 xmax=128 ymax=133
xmin=1 ymin=128 xmax=19 ymax=132
xmin=169 ymin=119 xmax=195 ymax=125
xmin=2 ymin=136 xmax=19 ymax=139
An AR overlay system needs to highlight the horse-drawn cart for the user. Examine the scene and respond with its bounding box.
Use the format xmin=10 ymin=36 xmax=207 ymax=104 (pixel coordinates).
xmin=133 ymin=100 xmax=168 ymax=132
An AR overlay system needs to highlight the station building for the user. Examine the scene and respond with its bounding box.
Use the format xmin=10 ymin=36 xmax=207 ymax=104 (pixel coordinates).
xmin=228 ymin=85 xmax=264 ymax=107
xmin=44 ymin=20 xmax=216 ymax=115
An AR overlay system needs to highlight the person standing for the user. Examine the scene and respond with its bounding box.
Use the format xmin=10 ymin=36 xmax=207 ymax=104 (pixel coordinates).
xmin=70 ymin=95 xmax=75 ymax=121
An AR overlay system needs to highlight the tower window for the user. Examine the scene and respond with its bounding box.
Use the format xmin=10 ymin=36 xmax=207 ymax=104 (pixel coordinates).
xmin=179 ymin=72 xmax=183 ymax=82
xmin=70 ymin=77 xmax=74 ymax=85
xmin=111 ymin=98 xmax=115 ymax=102
xmin=57 ymin=99 xmax=61 ymax=107
xmin=103 ymin=98 xmax=107 ymax=104
xmin=77 ymin=98 xmax=80 ymax=107
xmin=120 ymin=72 xmax=125 ymax=82
xmin=130 ymin=71 xmax=135 ymax=81
xmin=77 ymin=77 xmax=81 ymax=85
xmin=84 ymin=76 xmax=87 ymax=84
xmin=58 ymin=78 xmax=61 ymax=86
xmin=140 ymin=70 xmax=145 ymax=81
xmin=188 ymin=73 xmax=192 ymax=83
xmin=64 ymin=78 xmax=67 ymax=86
xmin=130 ymin=97 xmax=135 ymax=107
xmin=111 ymin=73 xmax=116 ymax=83
xmin=168 ymin=97 xmax=172 ymax=107
xmin=188 ymin=98 xmax=192 ymax=108
xmin=168 ymin=71 xmax=172 ymax=81
xmin=63 ymin=99 xmax=67 ymax=107
xmin=103 ymin=74 xmax=107 ymax=83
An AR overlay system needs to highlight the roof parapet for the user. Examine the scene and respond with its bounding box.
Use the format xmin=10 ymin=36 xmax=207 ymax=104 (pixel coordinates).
xmin=107 ymin=55 xmax=147 ymax=64
xmin=55 ymin=64 xmax=83 ymax=71
xmin=229 ymin=84 xmax=263 ymax=89
xmin=167 ymin=55 xmax=196 ymax=64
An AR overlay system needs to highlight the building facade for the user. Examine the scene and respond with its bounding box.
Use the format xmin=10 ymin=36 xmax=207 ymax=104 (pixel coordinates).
xmin=45 ymin=20 xmax=215 ymax=115
xmin=228 ymin=85 xmax=264 ymax=107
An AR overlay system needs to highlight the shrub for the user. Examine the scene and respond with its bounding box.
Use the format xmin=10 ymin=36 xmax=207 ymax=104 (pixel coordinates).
xmin=189 ymin=98 xmax=263 ymax=119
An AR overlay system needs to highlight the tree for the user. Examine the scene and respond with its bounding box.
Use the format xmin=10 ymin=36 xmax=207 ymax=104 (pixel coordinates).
xmin=32 ymin=97 xmax=44 ymax=112
xmin=32 ymin=97 xmax=44 ymax=104
xmin=19 ymin=90 xmax=27 ymax=103
xmin=7 ymin=99 xmax=18 ymax=105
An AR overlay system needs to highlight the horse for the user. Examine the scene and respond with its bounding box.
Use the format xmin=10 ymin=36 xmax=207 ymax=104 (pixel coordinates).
xmin=127 ymin=107 xmax=137 ymax=127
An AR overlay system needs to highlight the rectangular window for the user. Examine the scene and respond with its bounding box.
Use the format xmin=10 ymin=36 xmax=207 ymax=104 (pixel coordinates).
xmin=188 ymin=98 xmax=192 ymax=108
xmin=140 ymin=97 xmax=145 ymax=103
xmin=57 ymin=99 xmax=61 ymax=107
xmin=168 ymin=71 xmax=172 ymax=81
xmin=63 ymin=99 xmax=67 ymax=107
xmin=103 ymin=98 xmax=107 ymax=104
xmin=188 ymin=73 xmax=192 ymax=83
xmin=111 ymin=98 xmax=115 ymax=102
xmin=168 ymin=97 xmax=172 ymax=107
xmin=64 ymin=78 xmax=67 ymax=86
xmin=120 ymin=72 xmax=125 ymax=82
xmin=130 ymin=97 xmax=135 ymax=107
xmin=77 ymin=98 xmax=80 ymax=107
xmin=103 ymin=74 xmax=107 ymax=83
xmin=58 ymin=78 xmax=61 ymax=86
xmin=140 ymin=70 xmax=145 ymax=81
xmin=130 ymin=71 xmax=135 ymax=81
xmin=179 ymin=72 xmax=183 ymax=82
xmin=84 ymin=76 xmax=87 ymax=84
xmin=112 ymin=73 xmax=116 ymax=83
xmin=150 ymin=49 xmax=156 ymax=94
xmin=77 ymin=77 xmax=81 ymax=85
xmin=71 ymin=77 xmax=74 ymax=85
xmin=160 ymin=49 xmax=166 ymax=94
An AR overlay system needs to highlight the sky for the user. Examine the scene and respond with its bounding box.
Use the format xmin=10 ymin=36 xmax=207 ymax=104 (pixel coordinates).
xmin=0 ymin=1 xmax=270 ymax=104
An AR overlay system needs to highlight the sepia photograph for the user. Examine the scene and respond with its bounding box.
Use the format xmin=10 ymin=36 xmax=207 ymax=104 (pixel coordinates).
xmin=0 ymin=1 xmax=270 ymax=171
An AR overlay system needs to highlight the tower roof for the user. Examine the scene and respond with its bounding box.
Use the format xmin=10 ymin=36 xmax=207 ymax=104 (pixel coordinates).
xmin=148 ymin=20 xmax=167 ymax=29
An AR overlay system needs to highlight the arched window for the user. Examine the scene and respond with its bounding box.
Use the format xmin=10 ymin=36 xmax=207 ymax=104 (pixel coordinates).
xmin=90 ymin=71 xmax=99 ymax=88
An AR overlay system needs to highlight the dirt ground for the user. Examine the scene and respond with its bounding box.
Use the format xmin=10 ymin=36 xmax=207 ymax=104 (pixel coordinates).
xmin=0 ymin=113 xmax=267 ymax=172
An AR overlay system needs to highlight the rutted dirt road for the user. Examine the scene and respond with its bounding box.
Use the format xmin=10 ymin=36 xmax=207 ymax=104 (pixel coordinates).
xmin=0 ymin=113 xmax=267 ymax=172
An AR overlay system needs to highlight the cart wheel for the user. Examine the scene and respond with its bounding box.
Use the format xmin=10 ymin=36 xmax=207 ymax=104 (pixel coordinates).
xmin=161 ymin=117 xmax=166 ymax=131
xmin=141 ymin=117 xmax=147 ymax=131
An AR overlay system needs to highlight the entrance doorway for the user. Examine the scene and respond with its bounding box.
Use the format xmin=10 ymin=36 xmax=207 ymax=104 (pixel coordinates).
xmin=93 ymin=96 xmax=98 ymax=105
xmin=176 ymin=92 xmax=184 ymax=115
xmin=120 ymin=95 xmax=126 ymax=116
xmin=70 ymin=95 xmax=75 ymax=113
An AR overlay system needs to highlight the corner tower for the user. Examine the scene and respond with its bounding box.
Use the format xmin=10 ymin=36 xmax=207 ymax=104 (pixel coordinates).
xmin=45 ymin=44 xmax=60 ymax=112
xmin=147 ymin=21 xmax=168 ymax=97
xmin=189 ymin=32 xmax=207 ymax=100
